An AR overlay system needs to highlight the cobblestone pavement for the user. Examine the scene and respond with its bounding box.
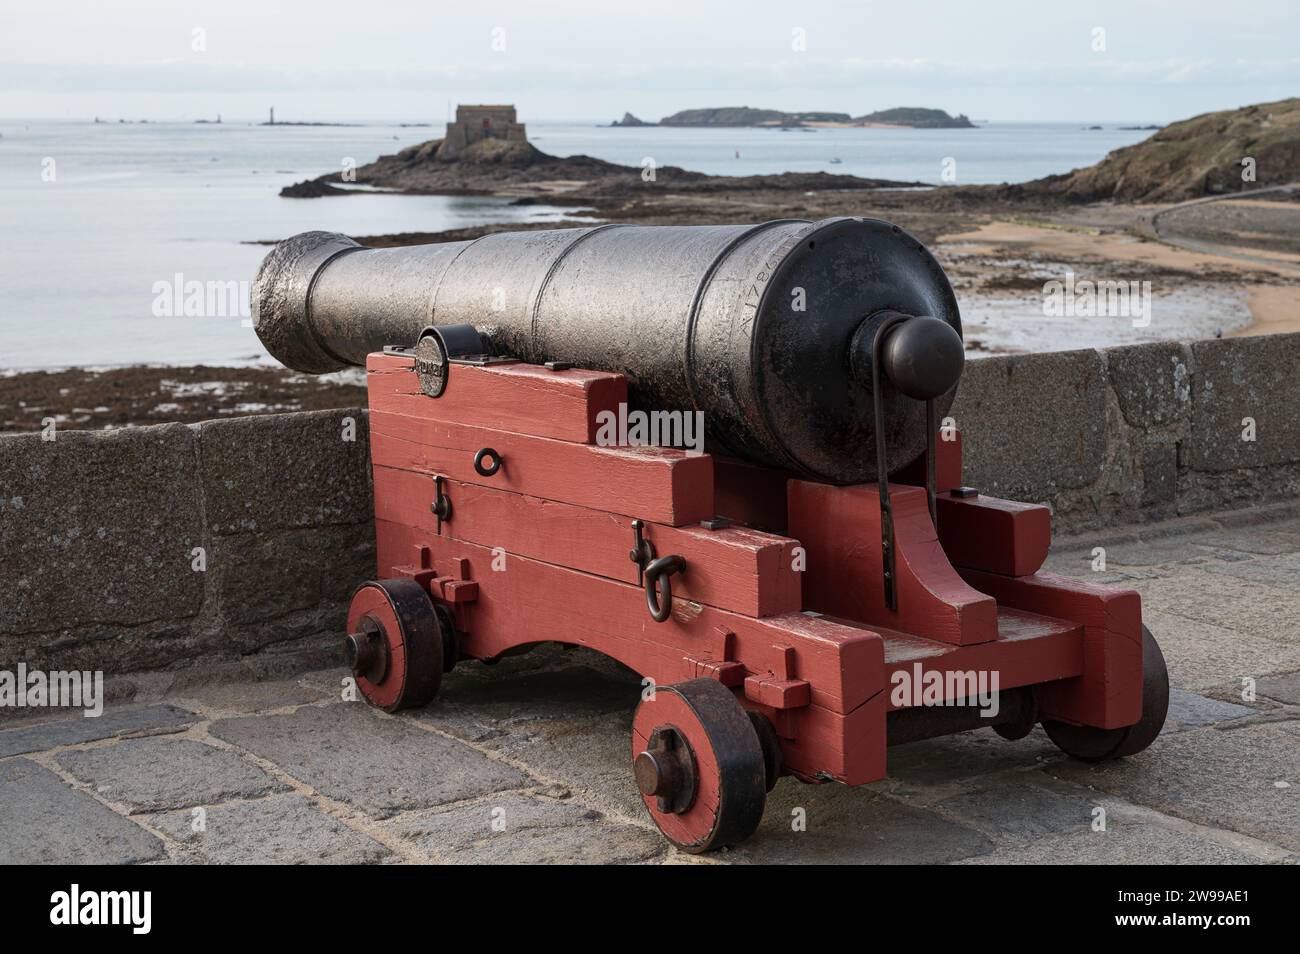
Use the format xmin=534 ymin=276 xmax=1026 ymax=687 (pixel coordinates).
xmin=3 ymin=502 xmax=1298 ymax=864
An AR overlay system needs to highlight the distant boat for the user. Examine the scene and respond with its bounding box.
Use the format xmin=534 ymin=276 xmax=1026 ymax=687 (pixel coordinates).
xmin=828 ymin=157 xmax=843 ymax=164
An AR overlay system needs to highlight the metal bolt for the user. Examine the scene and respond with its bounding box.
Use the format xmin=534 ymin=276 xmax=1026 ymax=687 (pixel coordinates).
xmin=633 ymin=749 xmax=680 ymax=798
xmin=345 ymin=632 xmax=375 ymax=673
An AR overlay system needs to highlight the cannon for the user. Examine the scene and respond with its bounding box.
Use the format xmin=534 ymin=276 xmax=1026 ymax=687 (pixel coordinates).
xmin=254 ymin=217 xmax=1169 ymax=853
xmin=253 ymin=218 xmax=965 ymax=483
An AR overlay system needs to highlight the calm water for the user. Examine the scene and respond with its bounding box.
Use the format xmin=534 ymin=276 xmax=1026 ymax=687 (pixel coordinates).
xmin=0 ymin=119 xmax=1151 ymax=369
xmin=533 ymin=120 xmax=1149 ymax=183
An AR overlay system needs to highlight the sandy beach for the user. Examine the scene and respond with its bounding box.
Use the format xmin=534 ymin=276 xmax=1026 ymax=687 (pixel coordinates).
xmin=936 ymin=202 xmax=1300 ymax=342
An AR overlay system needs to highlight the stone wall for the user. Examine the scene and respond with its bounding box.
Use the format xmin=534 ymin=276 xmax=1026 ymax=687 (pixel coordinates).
xmin=2 ymin=333 xmax=1297 ymax=675
xmin=0 ymin=410 xmax=373 ymax=676
xmin=952 ymin=333 xmax=1300 ymax=533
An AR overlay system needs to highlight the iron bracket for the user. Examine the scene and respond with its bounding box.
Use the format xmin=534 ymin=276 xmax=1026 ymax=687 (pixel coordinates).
xmin=870 ymin=314 xmax=942 ymax=612
xmin=430 ymin=475 xmax=453 ymax=533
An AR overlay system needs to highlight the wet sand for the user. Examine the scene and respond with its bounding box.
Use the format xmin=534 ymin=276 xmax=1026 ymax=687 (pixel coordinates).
xmin=1240 ymin=285 xmax=1300 ymax=336
xmin=936 ymin=213 xmax=1300 ymax=339
xmin=0 ymin=366 xmax=366 ymax=434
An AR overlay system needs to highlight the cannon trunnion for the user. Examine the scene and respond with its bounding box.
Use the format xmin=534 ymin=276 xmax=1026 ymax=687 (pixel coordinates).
xmin=253 ymin=221 xmax=1167 ymax=853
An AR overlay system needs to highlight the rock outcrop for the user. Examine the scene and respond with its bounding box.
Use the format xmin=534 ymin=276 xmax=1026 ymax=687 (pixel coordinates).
xmin=610 ymin=112 xmax=653 ymax=127
xmin=279 ymin=136 xmax=921 ymax=199
xmin=1022 ymin=97 xmax=1300 ymax=202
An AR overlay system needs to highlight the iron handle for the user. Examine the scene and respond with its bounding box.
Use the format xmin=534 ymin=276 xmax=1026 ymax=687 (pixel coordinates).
xmin=644 ymin=554 xmax=686 ymax=623
xmin=473 ymin=447 xmax=503 ymax=477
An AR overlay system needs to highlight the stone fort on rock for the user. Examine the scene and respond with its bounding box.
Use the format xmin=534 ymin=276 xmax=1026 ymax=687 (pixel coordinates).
xmin=438 ymin=104 xmax=527 ymax=160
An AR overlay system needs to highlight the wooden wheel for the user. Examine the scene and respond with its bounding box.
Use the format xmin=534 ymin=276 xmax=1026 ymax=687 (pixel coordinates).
xmin=345 ymin=579 xmax=444 ymax=712
xmin=631 ymin=678 xmax=767 ymax=853
xmin=1043 ymin=626 xmax=1169 ymax=761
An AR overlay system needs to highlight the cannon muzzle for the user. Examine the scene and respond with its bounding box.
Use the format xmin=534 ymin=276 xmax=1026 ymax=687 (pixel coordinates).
xmin=253 ymin=218 xmax=963 ymax=483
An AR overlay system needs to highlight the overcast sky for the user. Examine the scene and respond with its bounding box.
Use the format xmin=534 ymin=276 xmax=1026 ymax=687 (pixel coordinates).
xmin=2 ymin=0 xmax=1297 ymax=123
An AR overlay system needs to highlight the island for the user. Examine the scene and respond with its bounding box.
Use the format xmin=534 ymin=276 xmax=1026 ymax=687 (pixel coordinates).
xmin=659 ymin=107 xmax=850 ymax=127
xmin=609 ymin=112 xmax=654 ymax=127
xmin=651 ymin=106 xmax=973 ymax=128
xmin=852 ymin=108 xmax=975 ymax=129
xmin=278 ymin=103 xmax=926 ymax=201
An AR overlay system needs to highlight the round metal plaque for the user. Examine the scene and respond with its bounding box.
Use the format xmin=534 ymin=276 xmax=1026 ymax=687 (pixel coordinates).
xmin=414 ymin=333 xmax=449 ymax=398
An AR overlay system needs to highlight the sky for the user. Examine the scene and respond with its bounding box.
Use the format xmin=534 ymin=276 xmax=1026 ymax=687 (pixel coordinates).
xmin=1 ymin=0 xmax=1297 ymax=123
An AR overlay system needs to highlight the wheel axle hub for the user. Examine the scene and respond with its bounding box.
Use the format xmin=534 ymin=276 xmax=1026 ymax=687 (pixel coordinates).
xmin=345 ymin=616 xmax=389 ymax=684
xmin=633 ymin=725 xmax=697 ymax=814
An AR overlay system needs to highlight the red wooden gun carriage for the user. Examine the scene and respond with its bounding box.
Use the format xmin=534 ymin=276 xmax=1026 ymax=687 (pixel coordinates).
xmin=254 ymin=218 xmax=1169 ymax=852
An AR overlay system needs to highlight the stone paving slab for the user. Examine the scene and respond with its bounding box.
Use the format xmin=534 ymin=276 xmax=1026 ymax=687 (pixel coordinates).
xmin=169 ymin=678 xmax=335 ymax=718
xmin=1047 ymin=723 xmax=1300 ymax=852
xmin=1047 ymin=537 xmax=1212 ymax=569
xmin=384 ymin=792 xmax=665 ymax=864
xmin=881 ymin=727 xmax=1062 ymax=792
xmin=147 ymin=794 xmax=392 ymax=864
xmin=0 ymin=758 xmax=164 ymax=864
xmin=210 ymin=703 xmax=531 ymax=818
xmin=408 ymin=652 xmax=648 ymax=818
xmin=1166 ymin=688 xmax=1256 ymax=729
xmin=57 ymin=737 xmax=290 ymax=813
xmin=480 ymin=710 xmax=647 ymax=820
xmin=956 ymin=825 xmax=1263 ymax=864
xmin=737 ymin=786 xmax=995 ymax=864
xmin=1257 ymin=671 xmax=1300 ymax=705
xmin=1197 ymin=549 xmax=1300 ymax=586
xmin=1026 ymin=557 xmax=1300 ymax=686
xmin=0 ymin=703 xmax=198 ymax=758
xmin=1145 ymin=617 xmax=1300 ymax=694
xmin=1046 ymin=514 xmax=1300 ymax=697
xmin=933 ymin=779 xmax=1101 ymax=843
xmin=1198 ymin=526 xmax=1300 ymax=556
xmin=1115 ymin=566 xmax=1295 ymax=641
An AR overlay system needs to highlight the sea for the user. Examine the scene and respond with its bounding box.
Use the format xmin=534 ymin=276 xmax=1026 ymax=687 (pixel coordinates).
xmin=0 ymin=119 xmax=1154 ymax=369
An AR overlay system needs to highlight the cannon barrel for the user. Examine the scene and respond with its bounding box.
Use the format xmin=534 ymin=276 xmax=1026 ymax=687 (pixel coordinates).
xmin=252 ymin=217 xmax=963 ymax=483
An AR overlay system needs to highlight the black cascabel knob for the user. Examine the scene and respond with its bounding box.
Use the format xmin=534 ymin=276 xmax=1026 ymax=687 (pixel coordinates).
xmin=879 ymin=315 xmax=965 ymax=400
